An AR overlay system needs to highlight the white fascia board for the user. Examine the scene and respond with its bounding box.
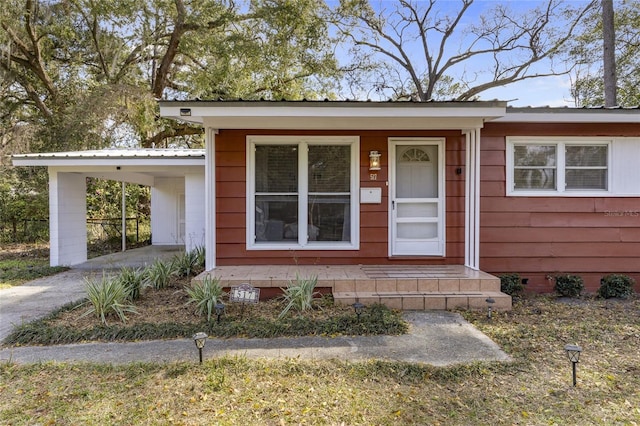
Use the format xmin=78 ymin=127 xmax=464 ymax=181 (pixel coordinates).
xmin=201 ymin=116 xmax=490 ymax=130
xmin=159 ymin=102 xmax=506 ymax=130
xmin=12 ymin=157 xmax=204 ymax=167
xmin=498 ymin=109 xmax=640 ymax=123
xmin=84 ymin=171 xmax=156 ymax=187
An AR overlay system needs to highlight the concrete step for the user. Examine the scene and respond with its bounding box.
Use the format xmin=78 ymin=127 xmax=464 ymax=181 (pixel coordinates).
xmin=333 ymin=291 xmax=511 ymax=311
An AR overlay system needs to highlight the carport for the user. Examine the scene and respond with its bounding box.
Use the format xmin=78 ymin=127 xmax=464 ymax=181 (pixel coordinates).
xmin=12 ymin=149 xmax=205 ymax=267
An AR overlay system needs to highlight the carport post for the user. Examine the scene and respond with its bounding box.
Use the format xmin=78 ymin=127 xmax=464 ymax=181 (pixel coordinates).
xmin=122 ymin=181 xmax=126 ymax=252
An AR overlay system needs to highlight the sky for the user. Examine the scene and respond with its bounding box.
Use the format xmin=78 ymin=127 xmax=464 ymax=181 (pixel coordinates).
xmin=329 ymin=0 xmax=594 ymax=107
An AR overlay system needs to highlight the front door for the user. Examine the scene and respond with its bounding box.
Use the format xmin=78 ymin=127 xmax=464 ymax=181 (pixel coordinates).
xmin=389 ymin=139 xmax=445 ymax=256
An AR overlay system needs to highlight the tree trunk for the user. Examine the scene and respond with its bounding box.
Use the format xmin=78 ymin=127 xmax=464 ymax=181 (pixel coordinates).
xmin=602 ymin=0 xmax=617 ymax=107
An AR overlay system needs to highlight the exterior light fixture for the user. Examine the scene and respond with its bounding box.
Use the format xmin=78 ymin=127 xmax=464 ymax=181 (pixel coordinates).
xmin=352 ymin=302 xmax=365 ymax=321
xmin=192 ymin=332 xmax=208 ymax=364
xmin=485 ymin=297 xmax=495 ymax=319
xmin=564 ymin=344 xmax=582 ymax=387
xmin=369 ymin=151 xmax=381 ymax=171
xmin=179 ymin=108 xmax=191 ymax=116
xmin=215 ymin=302 xmax=225 ymax=324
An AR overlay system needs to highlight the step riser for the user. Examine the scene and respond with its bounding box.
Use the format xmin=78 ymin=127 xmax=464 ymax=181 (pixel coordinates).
xmin=334 ymin=278 xmax=501 ymax=293
xmin=334 ymin=293 xmax=512 ymax=311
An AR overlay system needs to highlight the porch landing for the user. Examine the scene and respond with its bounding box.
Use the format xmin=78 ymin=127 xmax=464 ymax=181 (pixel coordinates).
xmin=198 ymin=265 xmax=511 ymax=311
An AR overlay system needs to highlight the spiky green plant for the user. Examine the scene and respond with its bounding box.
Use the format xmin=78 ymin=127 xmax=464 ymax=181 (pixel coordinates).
xmin=279 ymin=274 xmax=319 ymax=319
xmin=144 ymin=259 xmax=175 ymax=290
xmin=172 ymin=249 xmax=204 ymax=278
xmin=117 ymin=266 xmax=146 ymax=301
xmin=193 ymin=245 xmax=206 ymax=271
xmin=185 ymin=275 xmax=226 ymax=322
xmin=81 ymin=274 xmax=137 ymax=325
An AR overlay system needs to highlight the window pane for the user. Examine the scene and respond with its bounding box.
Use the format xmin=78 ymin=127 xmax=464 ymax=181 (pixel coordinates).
xmin=514 ymin=169 xmax=556 ymax=190
xmin=255 ymin=196 xmax=298 ymax=242
xmin=255 ymin=145 xmax=298 ymax=192
xmin=566 ymin=145 xmax=607 ymax=167
xmin=514 ymin=145 xmax=556 ymax=166
xmin=308 ymin=195 xmax=350 ymax=242
xmin=308 ymin=145 xmax=350 ymax=192
xmin=398 ymin=223 xmax=437 ymax=239
xmin=566 ymin=170 xmax=607 ymax=190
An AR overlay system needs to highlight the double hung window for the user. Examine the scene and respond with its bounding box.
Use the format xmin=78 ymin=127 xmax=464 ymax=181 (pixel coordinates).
xmin=247 ymin=136 xmax=359 ymax=250
xmin=508 ymin=138 xmax=610 ymax=195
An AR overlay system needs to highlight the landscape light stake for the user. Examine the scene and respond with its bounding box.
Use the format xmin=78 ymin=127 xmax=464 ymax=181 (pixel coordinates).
xmin=215 ymin=302 xmax=225 ymax=324
xmin=192 ymin=332 xmax=208 ymax=364
xmin=485 ymin=298 xmax=495 ymax=320
xmin=352 ymin=302 xmax=365 ymax=321
xmin=564 ymin=344 xmax=582 ymax=387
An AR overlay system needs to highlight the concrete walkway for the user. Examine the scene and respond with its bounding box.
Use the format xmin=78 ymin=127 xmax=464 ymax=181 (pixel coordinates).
xmin=0 ymin=247 xmax=510 ymax=366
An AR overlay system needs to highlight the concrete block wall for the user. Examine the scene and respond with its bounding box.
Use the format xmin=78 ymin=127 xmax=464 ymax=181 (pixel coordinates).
xmin=49 ymin=171 xmax=87 ymax=266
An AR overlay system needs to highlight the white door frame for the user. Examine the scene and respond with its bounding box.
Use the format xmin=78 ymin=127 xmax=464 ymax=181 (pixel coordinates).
xmin=388 ymin=138 xmax=446 ymax=257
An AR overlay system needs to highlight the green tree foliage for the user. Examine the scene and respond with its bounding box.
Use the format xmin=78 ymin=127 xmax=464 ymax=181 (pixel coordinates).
xmin=569 ymin=0 xmax=640 ymax=106
xmin=0 ymin=0 xmax=341 ymax=241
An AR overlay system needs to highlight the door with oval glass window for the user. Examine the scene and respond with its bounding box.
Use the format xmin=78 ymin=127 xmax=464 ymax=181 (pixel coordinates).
xmin=389 ymin=139 xmax=445 ymax=256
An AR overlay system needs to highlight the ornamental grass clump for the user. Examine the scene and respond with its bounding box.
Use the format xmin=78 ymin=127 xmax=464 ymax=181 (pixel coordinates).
xmin=117 ymin=266 xmax=146 ymax=301
xmin=144 ymin=259 xmax=175 ymax=290
xmin=279 ymin=274 xmax=319 ymax=319
xmin=172 ymin=248 xmax=204 ymax=278
xmin=81 ymin=274 xmax=137 ymax=325
xmin=598 ymin=274 xmax=636 ymax=299
xmin=185 ymin=275 xmax=225 ymax=322
xmin=554 ymin=274 xmax=584 ymax=297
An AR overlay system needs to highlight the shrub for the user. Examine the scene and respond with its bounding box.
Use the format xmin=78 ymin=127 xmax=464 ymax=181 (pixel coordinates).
xmin=279 ymin=274 xmax=319 ymax=319
xmin=172 ymin=249 xmax=204 ymax=277
xmin=185 ymin=275 xmax=225 ymax=322
xmin=499 ymin=273 xmax=525 ymax=296
xmin=81 ymin=274 xmax=137 ymax=325
xmin=117 ymin=266 xmax=146 ymax=301
xmin=144 ymin=259 xmax=175 ymax=290
xmin=598 ymin=274 xmax=636 ymax=299
xmin=554 ymin=274 xmax=584 ymax=297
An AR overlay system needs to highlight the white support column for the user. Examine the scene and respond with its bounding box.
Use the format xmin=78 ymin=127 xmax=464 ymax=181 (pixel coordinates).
xmin=48 ymin=169 xmax=87 ymax=266
xmin=205 ymin=127 xmax=218 ymax=270
xmin=184 ymin=172 xmax=205 ymax=252
xmin=464 ymin=128 xmax=481 ymax=270
xmin=121 ymin=181 xmax=126 ymax=252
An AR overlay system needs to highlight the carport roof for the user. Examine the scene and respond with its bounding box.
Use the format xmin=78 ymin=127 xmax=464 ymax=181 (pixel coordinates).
xmin=12 ymin=149 xmax=205 ymax=186
xmin=12 ymin=148 xmax=205 ymax=165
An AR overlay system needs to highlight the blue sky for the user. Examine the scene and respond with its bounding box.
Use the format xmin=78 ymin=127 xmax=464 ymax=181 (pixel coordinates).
xmin=328 ymin=0 xmax=591 ymax=107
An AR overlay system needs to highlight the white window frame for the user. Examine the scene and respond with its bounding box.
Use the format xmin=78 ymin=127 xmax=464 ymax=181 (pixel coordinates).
xmin=246 ymin=135 xmax=360 ymax=250
xmin=506 ymin=137 xmax=612 ymax=197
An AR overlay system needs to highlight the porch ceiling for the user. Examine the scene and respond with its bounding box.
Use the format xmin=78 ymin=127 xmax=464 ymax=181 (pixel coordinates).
xmin=159 ymin=100 xmax=507 ymax=130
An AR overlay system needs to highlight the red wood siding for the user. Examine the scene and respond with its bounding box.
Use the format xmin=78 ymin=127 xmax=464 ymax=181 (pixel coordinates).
xmin=480 ymin=122 xmax=640 ymax=293
xmin=215 ymin=129 xmax=465 ymax=266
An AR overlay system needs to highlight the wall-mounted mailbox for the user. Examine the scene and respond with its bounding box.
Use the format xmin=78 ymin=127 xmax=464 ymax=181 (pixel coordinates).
xmin=360 ymin=187 xmax=382 ymax=204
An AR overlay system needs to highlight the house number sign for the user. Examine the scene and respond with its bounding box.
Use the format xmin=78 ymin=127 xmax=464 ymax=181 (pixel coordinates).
xmin=230 ymin=283 xmax=260 ymax=304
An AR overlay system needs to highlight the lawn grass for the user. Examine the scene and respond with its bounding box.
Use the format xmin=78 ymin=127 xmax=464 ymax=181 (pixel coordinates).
xmin=1 ymin=296 xmax=639 ymax=425
xmin=0 ymin=257 xmax=67 ymax=289
xmin=1 ymin=244 xmax=639 ymax=424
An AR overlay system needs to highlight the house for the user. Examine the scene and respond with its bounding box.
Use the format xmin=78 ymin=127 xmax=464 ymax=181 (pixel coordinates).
xmin=13 ymin=100 xmax=640 ymax=310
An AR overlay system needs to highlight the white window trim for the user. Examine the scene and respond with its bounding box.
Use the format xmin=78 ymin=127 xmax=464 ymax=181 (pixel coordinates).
xmin=506 ymin=137 xmax=612 ymax=197
xmin=246 ymin=135 xmax=360 ymax=250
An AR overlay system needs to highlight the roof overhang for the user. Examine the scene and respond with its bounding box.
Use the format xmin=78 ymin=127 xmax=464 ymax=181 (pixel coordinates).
xmin=498 ymin=107 xmax=640 ymax=123
xmin=11 ymin=149 xmax=205 ymax=185
xmin=159 ymin=100 xmax=508 ymax=130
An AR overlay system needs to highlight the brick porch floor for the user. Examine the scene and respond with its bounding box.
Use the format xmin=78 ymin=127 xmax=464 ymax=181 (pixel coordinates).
xmin=196 ymin=264 xmax=511 ymax=311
